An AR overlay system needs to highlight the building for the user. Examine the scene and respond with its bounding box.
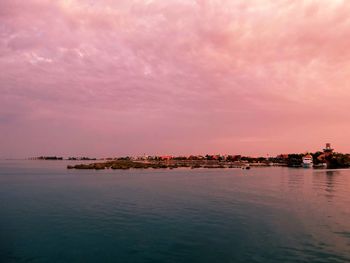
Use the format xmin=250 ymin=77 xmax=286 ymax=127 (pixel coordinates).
xmin=323 ymin=143 xmax=334 ymax=168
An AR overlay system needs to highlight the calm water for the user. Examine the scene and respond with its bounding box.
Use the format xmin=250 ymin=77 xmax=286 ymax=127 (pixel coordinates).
xmin=1 ymin=161 xmax=350 ymax=263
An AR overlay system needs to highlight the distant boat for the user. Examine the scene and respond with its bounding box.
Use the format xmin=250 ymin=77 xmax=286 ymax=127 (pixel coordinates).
xmin=302 ymin=154 xmax=313 ymax=168
xmin=313 ymin=163 xmax=327 ymax=169
xmin=242 ymin=164 xmax=251 ymax=170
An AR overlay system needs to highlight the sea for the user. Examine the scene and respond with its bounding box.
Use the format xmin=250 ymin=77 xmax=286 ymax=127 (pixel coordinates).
xmin=1 ymin=160 xmax=350 ymax=263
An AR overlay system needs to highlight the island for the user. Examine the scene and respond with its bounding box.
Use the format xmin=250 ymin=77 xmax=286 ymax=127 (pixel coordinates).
xmin=65 ymin=143 xmax=350 ymax=170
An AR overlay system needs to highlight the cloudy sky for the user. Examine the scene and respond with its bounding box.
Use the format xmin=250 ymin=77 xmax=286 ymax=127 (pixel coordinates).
xmin=1 ymin=0 xmax=350 ymax=158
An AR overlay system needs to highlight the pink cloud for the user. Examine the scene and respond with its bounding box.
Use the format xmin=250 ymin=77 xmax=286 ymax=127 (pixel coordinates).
xmin=1 ymin=0 xmax=350 ymax=158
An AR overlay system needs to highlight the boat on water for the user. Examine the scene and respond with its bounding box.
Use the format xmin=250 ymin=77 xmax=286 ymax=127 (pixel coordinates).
xmin=302 ymin=154 xmax=313 ymax=168
xmin=313 ymin=163 xmax=327 ymax=169
xmin=242 ymin=164 xmax=251 ymax=170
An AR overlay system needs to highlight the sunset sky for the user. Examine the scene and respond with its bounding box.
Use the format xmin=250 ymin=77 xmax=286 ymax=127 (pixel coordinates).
xmin=1 ymin=0 xmax=350 ymax=158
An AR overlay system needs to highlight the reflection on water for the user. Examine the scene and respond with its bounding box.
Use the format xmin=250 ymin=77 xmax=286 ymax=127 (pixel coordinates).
xmin=312 ymin=170 xmax=341 ymax=201
xmin=0 ymin=161 xmax=350 ymax=263
xmin=324 ymin=170 xmax=338 ymax=196
xmin=287 ymin=170 xmax=305 ymax=190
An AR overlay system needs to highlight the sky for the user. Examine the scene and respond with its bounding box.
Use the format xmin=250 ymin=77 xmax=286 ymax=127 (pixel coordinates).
xmin=1 ymin=0 xmax=350 ymax=158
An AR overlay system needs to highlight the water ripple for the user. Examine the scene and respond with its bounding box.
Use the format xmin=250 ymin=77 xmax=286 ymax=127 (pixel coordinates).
xmin=1 ymin=162 xmax=350 ymax=262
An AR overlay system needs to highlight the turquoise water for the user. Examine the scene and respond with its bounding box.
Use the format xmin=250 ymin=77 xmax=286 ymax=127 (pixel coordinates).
xmin=1 ymin=160 xmax=350 ymax=263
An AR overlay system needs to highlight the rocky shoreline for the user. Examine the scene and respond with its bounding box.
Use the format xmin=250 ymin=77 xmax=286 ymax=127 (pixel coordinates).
xmin=66 ymin=160 xmax=259 ymax=170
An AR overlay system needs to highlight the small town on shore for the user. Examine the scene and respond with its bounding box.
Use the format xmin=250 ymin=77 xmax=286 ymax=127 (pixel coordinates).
xmin=29 ymin=143 xmax=350 ymax=170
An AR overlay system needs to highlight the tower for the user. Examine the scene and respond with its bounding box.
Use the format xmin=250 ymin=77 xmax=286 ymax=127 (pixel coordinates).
xmin=323 ymin=143 xmax=334 ymax=168
xmin=323 ymin=143 xmax=334 ymax=155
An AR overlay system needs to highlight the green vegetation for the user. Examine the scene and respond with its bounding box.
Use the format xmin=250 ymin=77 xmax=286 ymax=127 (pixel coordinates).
xmin=327 ymin=153 xmax=350 ymax=169
xmin=282 ymin=152 xmax=350 ymax=169
xmin=68 ymin=160 xmax=247 ymax=170
xmin=67 ymin=160 xmax=198 ymax=170
xmin=286 ymin=154 xmax=304 ymax=167
xmin=35 ymin=156 xmax=63 ymax=160
xmin=65 ymin=150 xmax=350 ymax=170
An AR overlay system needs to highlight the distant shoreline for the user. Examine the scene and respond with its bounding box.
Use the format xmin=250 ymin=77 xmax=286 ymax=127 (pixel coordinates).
xmin=28 ymin=145 xmax=350 ymax=170
xmin=66 ymin=159 xmax=287 ymax=171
